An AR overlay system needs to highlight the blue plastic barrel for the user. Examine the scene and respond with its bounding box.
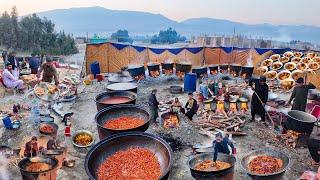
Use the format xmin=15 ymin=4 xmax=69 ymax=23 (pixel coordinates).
xmin=184 ymin=73 xmax=197 ymax=93
xmin=2 ymin=116 xmax=12 ymax=129
xmin=90 ymin=61 xmax=100 ymax=78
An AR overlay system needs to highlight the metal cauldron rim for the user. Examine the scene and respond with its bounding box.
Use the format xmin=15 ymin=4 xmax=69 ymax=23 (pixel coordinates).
xmin=18 ymin=157 xmax=59 ymax=175
xmin=95 ymin=104 xmax=150 ymax=131
xmin=188 ymin=152 xmax=236 ymax=171
xmin=287 ymin=110 xmax=317 ymax=123
xmin=94 ymin=91 xmax=137 ymax=104
xmin=84 ymin=132 xmax=173 ymax=180
xmin=240 ymin=148 xmax=291 ymax=177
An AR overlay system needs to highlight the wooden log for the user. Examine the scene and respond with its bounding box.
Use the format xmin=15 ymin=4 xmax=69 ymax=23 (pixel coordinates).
xmin=224 ymin=123 xmax=241 ymax=131
xmin=225 ymin=132 xmax=247 ymax=136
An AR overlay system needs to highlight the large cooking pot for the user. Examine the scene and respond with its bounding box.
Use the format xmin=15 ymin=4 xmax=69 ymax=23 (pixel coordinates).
xmin=127 ymin=65 xmax=145 ymax=78
xmin=176 ymin=63 xmax=192 ymax=73
xmin=94 ymin=91 xmax=137 ymax=111
xmin=192 ymin=66 xmax=208 ymax=78
xmin=208 ymin=65 xmax=219 ymax=75
xmin=230 ymin=64 xmax=242 ymax=77
xmin=85 ymin=132 xmax=173 ymax=180
xmin=188 ymin=153 xmax=236 ymax=180
xmin=95 ymin=104 xmax=150 ymax=140
xmin=18 ymin=157 xmax=59 ymax=180
xmin=106 ymin=82 xmax=138 ymax=93
xmin=161 ymin=62 xmax=174 ymax=75
xmin=240 ymin=66 xmax=254 ymax=79
xmin=219 ymin=64 xmax=229 ymax=74
xmin=240 ymin=149 xmax=290 ymax=179
xmin=284 ymin=110 xmax=317 ymax=134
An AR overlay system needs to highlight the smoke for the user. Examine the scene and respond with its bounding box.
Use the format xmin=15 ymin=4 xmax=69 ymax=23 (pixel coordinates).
xmin=0 ymin=154 xmax=10 ymax=180
xmin=246 ymin=52 xmax=253 ymax=66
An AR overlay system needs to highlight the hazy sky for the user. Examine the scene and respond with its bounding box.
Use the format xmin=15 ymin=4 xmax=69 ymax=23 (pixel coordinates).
xmin=1 ymin=0 xmax=320 ymax=26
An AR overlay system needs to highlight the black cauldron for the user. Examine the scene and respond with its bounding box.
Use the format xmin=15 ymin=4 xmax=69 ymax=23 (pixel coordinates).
xmin=230 ymin=64 xmax=242 ymax=77
xmin=94 ymin=91 xmax=137 ymax=111
xmin=162 ymin=62 xmax=174 ymax=74
xmin=241 ymin=66 xmax=254 ymax=79
xmin=127 ymin=65 xmax=145 ymax=78
xmin=95 ymin=104 xmax=150 ymax=140
xmin=192 ymin=66 xmax=208 ymax=78
xmin=147 ymin=63 xmax=160 ymax=77
xmin=208 ymin=65 xmax=219 ymax=75
xmin=219 ymin=64 xmax=229 ymax=74
xmin=188 ymin=153 xmax=236 ymax=180
xmin=85 ymin=132 xmax=173 ymax=180
xmin=176 ymin=63 xmax=192 ymax=73
xmin=284 ymin=110 xmax=317 ymax=134
xmin=18 ymin=157 xmax=58 ymax=180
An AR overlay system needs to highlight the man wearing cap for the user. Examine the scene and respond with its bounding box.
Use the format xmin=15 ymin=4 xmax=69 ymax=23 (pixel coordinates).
xmin=250 ymin=76 xmax=269 ymax=124
xmin=287 ymin=77 xmax=315 ymax=111
xmin=212 ymin=132 xmax=236 ymax=162
xmin=37 ymin=56 xmax=59 ymax=85
xmin=148 ymin=89 xmax=159 ymax=123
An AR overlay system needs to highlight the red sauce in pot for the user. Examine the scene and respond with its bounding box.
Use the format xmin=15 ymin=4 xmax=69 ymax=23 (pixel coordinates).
xmin=100 ymin=96 xmax=132 ymax=104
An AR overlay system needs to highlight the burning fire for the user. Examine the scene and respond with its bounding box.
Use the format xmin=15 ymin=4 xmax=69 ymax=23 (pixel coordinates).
xmin=163 ymin=115 xmax=179 ymax=129
xmin=230 ymin=71 xmax=237 ymax=77
xmin=210 ymin=70 xmax=218 ymax=75
xmin=216 ymin=101 xmax=227 ymax=117
xmin=240 ymin=102 xmax=248 ymax=112
xmin=176 ymin=71 xmax=185 ymax=79
xmin=163 ymin=69 xmax=173 ymax=75
xmin=134 ymin=74 xmax=145 ymax=81
xmin=229 ymin=102 xmax=237 ymax=113
xmin=149 ymin=70 xmax=160 ymax=78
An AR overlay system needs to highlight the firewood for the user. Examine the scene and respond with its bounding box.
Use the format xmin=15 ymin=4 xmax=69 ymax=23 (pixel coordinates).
xmin=225 ymin=132 xmax=247 ymax=136
xmin=224 ymin=123 xmax=241 ymax=131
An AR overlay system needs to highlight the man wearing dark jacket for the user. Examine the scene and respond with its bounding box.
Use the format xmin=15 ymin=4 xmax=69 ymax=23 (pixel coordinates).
xmin=287 ymin=77 xmax=316 ymax=111
xmin=213 ymin=132 xmax=236 ymax=162
xmin=148 ymin=89 xmax=159 ymax=123
xmin=250 ymin=76 xmax=268 ymax=123
xmin=185 ymin=93 xmax=198 ymax=120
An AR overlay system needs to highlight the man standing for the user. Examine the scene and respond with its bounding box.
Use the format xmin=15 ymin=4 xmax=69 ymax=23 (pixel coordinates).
xmin=37 ymin=57 xmax=59 ymax=85
xmin=287 ymin=77 xmax=316 ymax=111
xmin=2 ymin=50 xmax=7 ymax=63
xmin=250 ymin=76 xmax=269 ymax=124
xmin=213 ymin=132 xmax=236 ymax=162
xmin=148 ymin=89 xmax=159 ymax=123
xmin=29 ymin=53 xmax=41 ymax=74
xmin=307 ymin=137 xmax=320 ymax=166
xmin=185 ymin=93 xmax=198 ymax=120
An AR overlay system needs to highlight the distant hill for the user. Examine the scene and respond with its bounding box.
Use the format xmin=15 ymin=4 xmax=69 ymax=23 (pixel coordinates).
xmin=36 ymin=6 xmax=320 ymax=44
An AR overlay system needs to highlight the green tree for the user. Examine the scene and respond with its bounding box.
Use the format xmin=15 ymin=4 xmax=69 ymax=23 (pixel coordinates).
xmin=0 ymin=11 xmax=12 ymax=48
xmin=151 ymin=28 xmax=186 ymax=44
xmin=10 ymin=6 xmax=19 ymax=48
xmin=111 ymin=30 xmax=133 ymax=43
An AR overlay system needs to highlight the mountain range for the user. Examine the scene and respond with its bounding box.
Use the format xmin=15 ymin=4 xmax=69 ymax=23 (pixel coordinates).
xmin=36 ymin=6 xmax=320 ymax=44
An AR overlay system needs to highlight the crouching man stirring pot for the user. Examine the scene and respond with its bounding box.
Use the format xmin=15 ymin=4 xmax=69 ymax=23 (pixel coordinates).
xmin=213 ymin=133 xmax=236 ymax=162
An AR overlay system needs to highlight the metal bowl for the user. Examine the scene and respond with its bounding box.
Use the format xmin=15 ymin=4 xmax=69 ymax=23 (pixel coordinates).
xmin=95 ymin=104 xmax=150 ymax=140
xmin=240 ymin=149 xmax=290 ymax=178
xmin=106 ymin=82 xmax=138 ymax=93
xmin=270 ymin=54 xmax=280 ymax=61
xmin=188 ymin=153 xmax=236 ymax=179
xmin=262 ymin=59 xmax=273 ymax=67
xmin=84 ymin=132 xmax=173 ymax=180
xmin=72 ymin=130 xmax=95 ymax=148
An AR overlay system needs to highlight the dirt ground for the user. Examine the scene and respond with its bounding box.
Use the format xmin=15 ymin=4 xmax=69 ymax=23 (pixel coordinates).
xmin=1 ymin=75 xmax=318 ymax=180
xmin=0 ymin=44 xmax=318 ymax=179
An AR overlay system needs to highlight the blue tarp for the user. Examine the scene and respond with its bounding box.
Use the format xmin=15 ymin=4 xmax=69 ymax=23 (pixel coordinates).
xmin=220 ymin=47 xmax=233 ymax=54
xmin=186 ymin=47 xmax=203 ymax=54
xmin=149 ymin=48 xmax=166 ymax=54
xmin=255 ymin=48 xmax=272 ymax=55
xmin=111 ymin=43 xmax=129 ymax=50
xmin=132 ymin=45 xmax=146 ymax=52
xmin=167 ymin=48 xmax=184 ymax=55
